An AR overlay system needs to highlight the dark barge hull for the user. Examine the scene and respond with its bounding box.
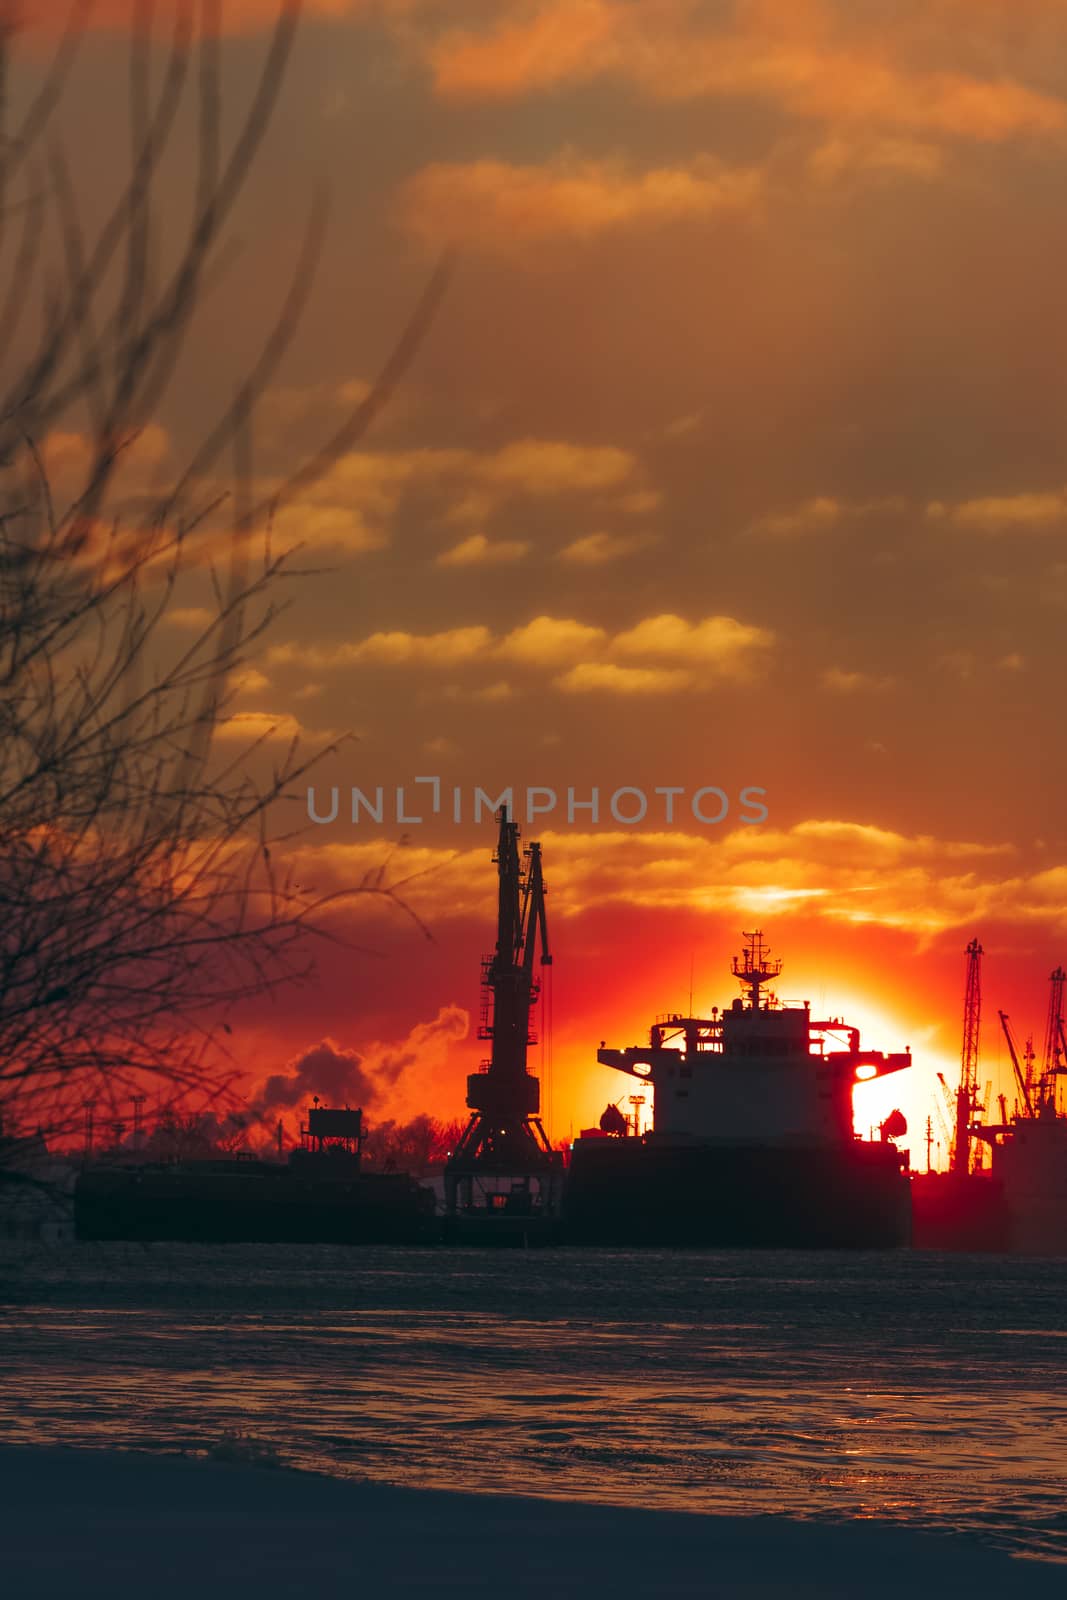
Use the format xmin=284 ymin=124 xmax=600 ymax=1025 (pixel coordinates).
xmin=74 ymin=1161 xmax=441 ymax=1246
xmin=562 ymin=1138 xmax=911 ymax=1248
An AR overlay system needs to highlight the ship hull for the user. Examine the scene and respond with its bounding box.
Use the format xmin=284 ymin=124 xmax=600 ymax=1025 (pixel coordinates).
xmin=909 ymin=1172 xmax=1011 ymax=1253
xmin=74 ymin=1163 xmax=441 ymax=1246
xmin=562 ymin=1138 xmax=911 ymax=1248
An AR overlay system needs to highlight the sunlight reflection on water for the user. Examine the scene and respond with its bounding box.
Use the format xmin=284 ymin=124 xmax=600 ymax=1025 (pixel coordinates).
xmin=0 ymin=1244 xmax=1064 ymax=1561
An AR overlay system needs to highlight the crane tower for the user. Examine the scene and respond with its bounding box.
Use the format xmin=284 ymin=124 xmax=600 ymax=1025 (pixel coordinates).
xmin=1041 ymin=966 xmax=1065 ymax=1112
xmin=444 ymin=808 xmax=563 ymax=1214
xmin=951 ymin=938 xmax=983 ymax=1176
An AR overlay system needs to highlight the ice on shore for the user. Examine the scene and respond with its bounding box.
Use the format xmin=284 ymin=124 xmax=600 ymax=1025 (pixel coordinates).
xmin=0 ymin=1444 xmax=1061 ymax=1598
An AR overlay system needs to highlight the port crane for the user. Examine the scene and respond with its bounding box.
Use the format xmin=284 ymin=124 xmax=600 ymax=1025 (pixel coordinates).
xmin=951 ymin=939 xmax=984 ymax=1176
xmin=1039 ymin=966 xmax=1066 ymax=1113
xmin=997 ymin=1010 xmax=1034 ymax=1119
xmin=444 ymin=807 xmax=563 ymax=1214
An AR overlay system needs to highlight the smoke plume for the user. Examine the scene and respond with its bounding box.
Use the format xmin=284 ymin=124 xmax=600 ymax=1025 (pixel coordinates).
xmin=249 ymin=1005 xmax=469 ymax=1121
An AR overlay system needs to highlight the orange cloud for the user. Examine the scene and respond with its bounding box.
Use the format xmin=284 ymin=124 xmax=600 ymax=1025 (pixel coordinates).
xmin=214 ymin=709 xmax=337 ymax=742
xmin=290 ymin=817 xmax=1042 ymax=942
xmin=272 ymin=610 xmax=774 ymax=688
xmin=749 ymin=495 xmax=907 ymax=535
xmin=556 ymin=662 xmax=693 ymax=695
xmin=437 ymin=533 xmax=528 ymax=565
xmin=557 ymin=531 xmax=658 ymax=565
xmin=927 ymin=491 xmax=1067 ymax=531
xmin=261 ymin=438 xmax=644 ymax=550
xmin=498 ymin=616 xmax=607 ymax=665
xmin=396 ymin=155 xmax=764 ymax=250
xmin=425 ymin=1 xmax=1067 ymax=143
xmin=821 ymin=667 xmax=895 ymax=694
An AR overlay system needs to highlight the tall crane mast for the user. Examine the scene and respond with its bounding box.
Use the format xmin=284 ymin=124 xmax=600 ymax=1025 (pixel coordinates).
xmin=952 ymin=938 xmax=983 ymax=1177
xmin=1040 ymin=966 xmax=1065 ymax=1112
xmin=444 ymin=807 xmax=563 ymax=1213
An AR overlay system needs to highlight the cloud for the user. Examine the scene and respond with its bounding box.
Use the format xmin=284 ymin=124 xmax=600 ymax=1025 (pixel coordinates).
xmin=273 ymin=503 xmax=387 ymax=553
xmin=231 ymin=667 xmax=271 ymax=695
xmin=749 ymin=496 xmax=844 ymax=536
xmin=821 ymin=667 xmax=895 ymax=693
xmin=263 ymin=438 xmax=644 ymax=551
xmin=214 ymin=710 xmax=336 ymax=743
xmin=269 ymin=627 xmax=493 ymax=669
xmin=611 ymin=614 xmax=774 ymax=678
xmin=272 ymin=611 xmax=774 ymax=689
xmin=164 ymin=607 xmax=217 ymax=630
xmin=347 ymin=625 xmax=493 ymax=665
xmin=556 ymin=662 xmax=693 ymax=694
xmin=927 ymin=491 xmax=1067 ymax=530
xmin=808 ymin=135 xmax=945 ymax=183
xmin=424 ymin=1 xmax=1067 ymax=144
xmin=479 ymin=438 xmax=635 ymax=493
xmin=498 ymin=615 xmax=608 ymax=664
xmin=557 ymin=531 xmax=657 ymax=565
xmin=397 ymin=155 xmax=764 ymax=251
xmin=437 ymin=533 xmax=529 ymax=565
xmin=291 ymin=818 xmax=1052 ymax=941
xmin=748 ymin=495 xmax=906 ymax=536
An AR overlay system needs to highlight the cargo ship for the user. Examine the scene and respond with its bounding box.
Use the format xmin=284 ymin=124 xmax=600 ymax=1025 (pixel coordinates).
xmin=75 ymin=1105 xmax=439 ymax=1245
xmin=564 ymin=931 xmax=913 ymax=1248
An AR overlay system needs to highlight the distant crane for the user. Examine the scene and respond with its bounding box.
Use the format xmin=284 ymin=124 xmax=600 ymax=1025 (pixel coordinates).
xmin=1024 ymin=1033 xmax=1037 ymax=1106
xmin=933 ymin=1073 xmax=955 ymax=1166
xmin=951 ymin=938 xmax=983 ymax=1177
xmin=1040 ymin=966 xmax=1066 ymax=1113
xmin=998 ymin=1010 xmax=1034 ymax=1119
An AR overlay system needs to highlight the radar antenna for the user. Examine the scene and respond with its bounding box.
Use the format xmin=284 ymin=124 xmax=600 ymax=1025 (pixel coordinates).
xmin=731 ymin=929 xmax=782 ymax=1011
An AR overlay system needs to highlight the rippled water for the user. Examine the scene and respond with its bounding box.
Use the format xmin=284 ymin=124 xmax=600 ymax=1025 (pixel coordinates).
xmin=1 ymin=1244 xmax=1064 ymax=1562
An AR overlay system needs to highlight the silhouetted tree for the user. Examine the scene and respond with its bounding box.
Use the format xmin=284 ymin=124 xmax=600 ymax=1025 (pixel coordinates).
xmin=0 ymin=1 xmax=449 ymax=1159
xmin=362 ymin=1115 xmax=468 ymax=1175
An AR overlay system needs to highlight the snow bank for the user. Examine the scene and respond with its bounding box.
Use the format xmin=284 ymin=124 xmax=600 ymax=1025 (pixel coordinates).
xmin=0 ymin=1445 xmax=1060 ymax=1598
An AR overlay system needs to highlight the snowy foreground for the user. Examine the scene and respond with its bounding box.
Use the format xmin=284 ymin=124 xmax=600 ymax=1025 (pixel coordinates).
xmin=0 ymin=1446 xmax=1061 ymax=1598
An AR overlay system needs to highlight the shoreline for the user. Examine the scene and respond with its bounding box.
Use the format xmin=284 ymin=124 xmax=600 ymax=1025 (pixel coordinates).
xmin=0 ymin=1444 xmax=1062 ymax=1598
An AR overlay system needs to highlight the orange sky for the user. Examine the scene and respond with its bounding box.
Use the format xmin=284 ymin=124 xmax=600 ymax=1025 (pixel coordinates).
xmin=13 ymin=2 xmax=1067 ymax=1164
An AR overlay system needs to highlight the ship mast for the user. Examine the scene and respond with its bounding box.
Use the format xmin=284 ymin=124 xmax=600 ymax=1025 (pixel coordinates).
xmin=952 ymin=938 xmax=983 ymax=1176
xmin=730 ymin=929 xmax=782 ymax=1011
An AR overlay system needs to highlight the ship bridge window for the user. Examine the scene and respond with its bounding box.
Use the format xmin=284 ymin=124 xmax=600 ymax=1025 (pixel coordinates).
xmin=736 ymin=1038 xmax=797 ymax=1056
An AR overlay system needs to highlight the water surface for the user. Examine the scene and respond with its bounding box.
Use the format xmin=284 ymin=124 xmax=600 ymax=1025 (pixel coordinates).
xmin=1 ymin=1245 xmax=1064 ymax=1562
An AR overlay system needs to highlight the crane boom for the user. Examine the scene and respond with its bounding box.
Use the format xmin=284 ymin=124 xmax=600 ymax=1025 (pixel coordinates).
xmin=998 ymin=1010 xmax=1033 ymax=1118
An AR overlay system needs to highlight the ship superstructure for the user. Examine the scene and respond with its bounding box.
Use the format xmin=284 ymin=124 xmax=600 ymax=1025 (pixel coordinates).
xmin=566 ymin=931 xmax=913 ymax=1247
xmin=597 ymin=931 xmax=910 ymax=1149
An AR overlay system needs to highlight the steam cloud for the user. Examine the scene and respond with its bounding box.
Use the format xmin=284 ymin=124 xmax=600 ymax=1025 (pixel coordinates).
xmin=249 ymin=1005 xmax=469 ymax=1121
